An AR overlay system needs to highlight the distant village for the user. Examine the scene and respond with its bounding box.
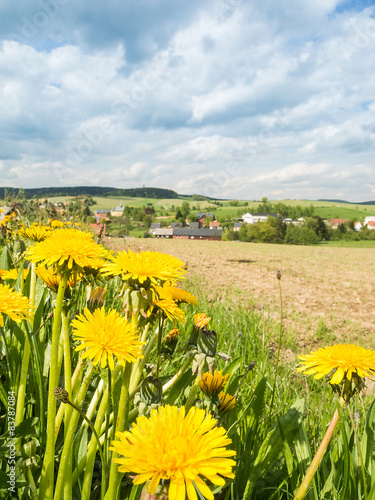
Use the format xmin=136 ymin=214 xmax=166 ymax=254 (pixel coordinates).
xmin=92 ymin=205 xmax=375 ymax=241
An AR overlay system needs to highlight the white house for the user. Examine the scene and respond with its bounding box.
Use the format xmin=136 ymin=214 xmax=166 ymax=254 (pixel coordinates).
xmin=242 ymin=213 xmax=278 ymax=224
xmin=364 ymin=216 xmax=375 ymax=227
xmin=354 ymin=221 xmax=363 ymax=231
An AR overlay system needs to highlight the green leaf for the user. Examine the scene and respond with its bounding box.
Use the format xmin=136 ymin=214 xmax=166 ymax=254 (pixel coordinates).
xmin=0 ymin=246 xmax=12 ymax=271
xmin=164 ymin=370 xmax=195 ymax=406
xmin=243 ymin=398 xmax=304 ymax=499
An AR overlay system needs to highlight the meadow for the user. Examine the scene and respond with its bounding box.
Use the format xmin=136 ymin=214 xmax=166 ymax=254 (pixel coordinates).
xmin=20 ymin=196 xmax=375 ymax=221
xmin=1 ymin=220 xmax=375 ymax=500
xmin=112 ymin=237 xmax=375 ymax=350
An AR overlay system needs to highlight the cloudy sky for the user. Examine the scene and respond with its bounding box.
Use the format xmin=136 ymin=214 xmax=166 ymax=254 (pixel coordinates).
xmin=1 ymin=0 xmax=374 ymax=201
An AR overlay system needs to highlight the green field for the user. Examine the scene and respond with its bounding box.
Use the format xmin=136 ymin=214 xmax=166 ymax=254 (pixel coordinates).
xmin=319 ymin=239 xmax=375 ymax=248
xmin=2 ymin=194 xmax=375 ymax=221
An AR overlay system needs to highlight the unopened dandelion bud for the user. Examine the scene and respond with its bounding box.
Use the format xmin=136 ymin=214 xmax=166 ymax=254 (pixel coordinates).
xmin=162 ymin=328 xmax=179 ymax=355
xmin=53 ymin=387 xmax=69 ymax=404
xmin=14 ymin=240 xmax=26 ymax=254
xmin=277 ymin=269 xmax=282 ymax=280
xmin=21 ymin=440 xmax=37 ymax=460
xmin=197 ymin=330 xmax=217 ymax=356
xmin=140 ymin=376 xmax=163 ymax=405
xmin=86 ymin=285 xmax=106 ymax=312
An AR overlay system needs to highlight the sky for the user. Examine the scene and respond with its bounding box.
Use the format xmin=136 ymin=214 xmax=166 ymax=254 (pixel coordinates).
xmin=0 ymin=0 xmax=375 ymax=201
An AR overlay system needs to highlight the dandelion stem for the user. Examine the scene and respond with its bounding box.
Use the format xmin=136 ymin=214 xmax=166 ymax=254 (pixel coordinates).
xmin=15 ymin=262 xmax=36 ymax=452
xmin=162 ymin=354 xmax=194 ymax=394
xmin=105 ymin=362 xmax=132 ymax=500
xmin=293 ymin=399 xmax=345 ymax=500
xmin=53 ymin=365 xmax=96 ymax=500
xmin=39 ymin=271 xmax=69 ymax=500
xmin=269 ymin=275 xmax=283 ymax=415
xmin=129 ymin=331 xmax=158 ymax=394
xmin=61 ymin=306 xmax=73 ymax=500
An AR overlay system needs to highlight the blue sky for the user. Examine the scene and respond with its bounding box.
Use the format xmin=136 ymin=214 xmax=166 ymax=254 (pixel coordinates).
xmin=0 ymin=0 xmax=374 ymax=201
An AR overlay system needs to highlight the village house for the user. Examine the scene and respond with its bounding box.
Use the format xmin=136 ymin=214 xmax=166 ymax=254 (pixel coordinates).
xmin=149 ymin=223 xmax=161 ymax=236
xmin=173 ymin=228 xmax=222 ymax=240
xmin=152 ymin=227 xmax=222 ymax=240
xmin=364 ymin=216 xmax=375 ymax=228
xmin=233 ymin=222 xmax=242 ymax=232
xmin=152 ymin=228 xmax=174 ymax=238
xmin=111 ymin=205 xmax=124 ymax=217
xmin=368 ymin=221 xmax=375 ymax=230
xmin=354 ymin=221 xmax=363 ymax=231
xmin=196 ymin=212 xmax=215 ymax=227
xmin=329 ymin=219 xmax=349 ymax=229
xmin=170 ymin=222 xmax=182 ymax=228
xmin=94 ymin=209 xmax=109 ymax=222
xmin=241 ymin=213 xmax=278 ymax=224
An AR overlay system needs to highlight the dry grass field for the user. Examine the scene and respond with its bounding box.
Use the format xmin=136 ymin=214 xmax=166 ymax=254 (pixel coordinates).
xmin=106 ymin=237 xmax=375 ymax=350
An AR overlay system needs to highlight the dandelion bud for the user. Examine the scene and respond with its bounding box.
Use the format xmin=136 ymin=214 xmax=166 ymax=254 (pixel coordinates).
xmin=197 ymin=330 xmax=217 ymax=357
xmin=14 ymin=240 xmax=26 ymax=254
xmin=21 ymin=440 xmax=37 ymax=460
xmin=162 ymin=328 xmax=179 ymax=355
xmin=140 ymin=376 xmax=163 ymax=405
xmin=277 ymin=269 xmax=282 ymax=280
xmin=53 ymin=387 xmax=69 ymax=404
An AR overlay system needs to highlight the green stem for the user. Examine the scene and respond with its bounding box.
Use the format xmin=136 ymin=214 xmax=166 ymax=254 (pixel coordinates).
xmin=61 ymin=307 xmax=73 ymax=500
xmin=53 ymin=365 xmax=96 ymax=500
xmin=348 ymin=405 xmax=368 ymax=499
xmin=155 ymin=315 xmax=164 ymax=378
xmin=55 ymin=358 xmax=84 ymax=442
xmin=129 ymin=331 xmax=158 ymax=394
xmin=293 ymin=399 xmax=345 ymax=500
xmin=269 ymin=277 xmax=283 ymax=415
xmin=15 ymin=262 xmax=36 ymax=452
xmin=162 ymin=354 xmax=194 ymax=394
xmin=81 ymin=384 xmax=109 ymax=500
xmin=38 ymin=271 xmax=69 ymax=500
xmin=184 ymin=374 xmax=200 ymax=413
xmin=104 ymin=366 xmax=112 ymax=491
xmin=105 ymin=363 xmax=132 ymax=500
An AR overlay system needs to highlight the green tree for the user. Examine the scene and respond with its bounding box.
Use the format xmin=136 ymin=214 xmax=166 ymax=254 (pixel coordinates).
xmin=180 ymin=202 xmax=191 ymax=219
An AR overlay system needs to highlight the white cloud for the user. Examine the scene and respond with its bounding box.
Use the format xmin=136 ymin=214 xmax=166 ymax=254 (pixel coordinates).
xmin=0 ymin=1 xmax=375 ymax=201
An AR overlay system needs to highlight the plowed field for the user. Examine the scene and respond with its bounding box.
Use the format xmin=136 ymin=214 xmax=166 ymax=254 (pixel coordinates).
xmin=105 ymin=237 xmax=375 ymax=349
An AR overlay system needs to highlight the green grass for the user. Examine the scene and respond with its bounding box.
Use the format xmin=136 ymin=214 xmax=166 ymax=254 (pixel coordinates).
xmin=319 ymin=239 xmax=375 ymax=248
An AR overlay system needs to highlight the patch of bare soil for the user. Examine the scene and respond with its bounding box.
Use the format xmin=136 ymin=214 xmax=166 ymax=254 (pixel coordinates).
xmin=104 ymin=237 xmax=375 ymax=349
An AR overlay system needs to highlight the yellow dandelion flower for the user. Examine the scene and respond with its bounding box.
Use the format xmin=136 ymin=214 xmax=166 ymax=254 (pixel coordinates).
xmin=0 ymin=284 xmax=33 ymax=326
xmin=0 ymin=269 xmax=29 ymax=281
xmin=102 ymin=250 xmax=186 ymax=285
xmin=50 ymin=220 xmax=65 ymax=228
xmin=297 ymin=344 xmax=375 ymax=386
xmin=164 ymin=328 xmax=179 ymax=342
xmin=0 ymin=215 xmax=11 ymax=227
xmin=153 ymin=298 xmax=185 ymax=324
xmin=194 ymin=313 xmax=211 ymax=330
xmin=72 ymin=307 xmax=144 ymax=370
xmin=111 ymin=405 xmax=236 ymax=500
xmin=18 ymin=225 xmax=52 ymax=242
xmin=156 ymin=285 xmax=198 ymax=305
xmin=218 ymin=391 xmax=236 ymax=413
xmin=200 ymin=370 xmax=229 ymax=396
xmin=25 ymin=228 xmax=109 ymax=275
xmin=36 ymin=266 xmax=81 ymax=292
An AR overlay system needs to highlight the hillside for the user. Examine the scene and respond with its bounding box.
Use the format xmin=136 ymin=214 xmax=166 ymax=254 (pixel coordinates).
xmin=0 ymin=186 xmax=178 ymax=199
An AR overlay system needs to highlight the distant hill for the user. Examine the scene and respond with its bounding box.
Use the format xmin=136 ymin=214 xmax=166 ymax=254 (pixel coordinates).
xmin=0 ymin=186 xmax=178 ymax=200
xmin=318 ymin=199 xmax=375 ymax=205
